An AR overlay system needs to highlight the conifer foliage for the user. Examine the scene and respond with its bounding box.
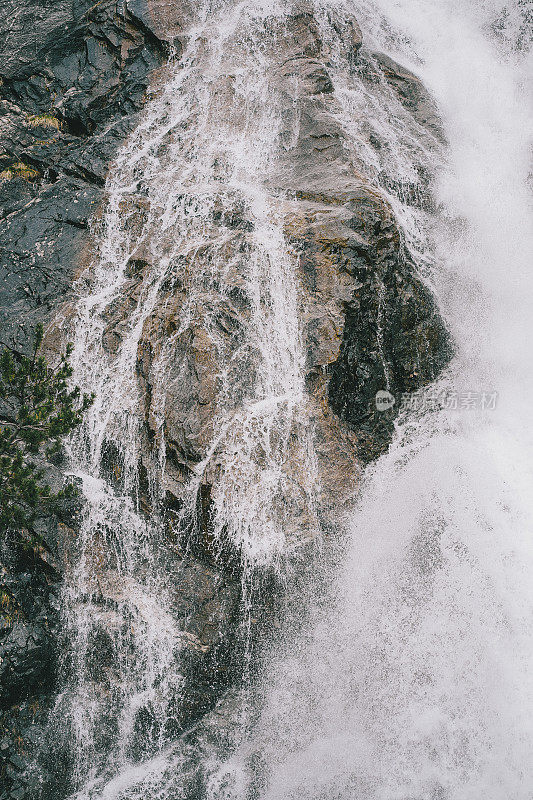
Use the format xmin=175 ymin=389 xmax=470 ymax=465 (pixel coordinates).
xmin=0 ymin=324 xmax=93 ymax=549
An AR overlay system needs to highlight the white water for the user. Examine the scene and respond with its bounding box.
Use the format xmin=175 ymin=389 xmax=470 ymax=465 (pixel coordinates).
xmin=54 ymin=2 xmax=319 ymax=796
xmin=51 ymin=0 xmax=533 ymax=797
xmin=214 ymin=2 xmax=533 ymax=799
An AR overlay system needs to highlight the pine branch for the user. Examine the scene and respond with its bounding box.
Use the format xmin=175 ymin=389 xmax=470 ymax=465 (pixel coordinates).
xmin=0 ymin=325 xmax=94 ymax=551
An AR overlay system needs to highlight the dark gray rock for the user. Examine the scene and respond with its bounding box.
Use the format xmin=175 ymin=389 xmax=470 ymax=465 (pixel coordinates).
xmin=0 ymin=558 xmax=60 ymax=800
xmin=326 ymin=219 xmax=452 ymax=458
xmin=166 ymin=558 xmax=242 ymax=731
xmin=0 ymin=623 xmax=54 ymax=708
xmin=373 ymin=52 xmax=446 ymax=143
xmin=0 ymin=1 xmax=190 ymax=795
xmin=126 ymin=0 xmax=193 ymax=49
xmin=0 ymin=0 xmax=177 ymax=346
xmin=0 ymin=177 xmax=100 ymax=344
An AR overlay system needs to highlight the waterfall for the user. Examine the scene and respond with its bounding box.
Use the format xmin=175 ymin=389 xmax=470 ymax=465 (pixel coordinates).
xmin=208 ymin=2 xmax=533 ymax=799
xmin=47 ymin=0 xmax=532 ymax=798
xmin=53 ymin=3 xmax=321 ymax=796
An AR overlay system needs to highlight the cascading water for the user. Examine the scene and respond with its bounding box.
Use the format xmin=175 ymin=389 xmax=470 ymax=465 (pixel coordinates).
xmin=45 ymin=0 xmax=532 ymax=798
xmin=205 ymin=1 xmax=533 ymax=799
xmin=50 ymin=3 xmax=322 ymax=797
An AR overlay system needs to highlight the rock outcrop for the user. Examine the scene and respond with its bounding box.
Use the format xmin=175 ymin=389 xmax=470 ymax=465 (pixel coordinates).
xmin=0 ymin=472 xmax=80 ymax=800
xmin=0 ymin=0 xmax=179 ymax=345
xmin=0 ymin=2 xmax=183 ymax=797
xmin=129 ymin=6 xmax=450 ymax=536
xmin=0 ymin=2 xmax=451 ymax=798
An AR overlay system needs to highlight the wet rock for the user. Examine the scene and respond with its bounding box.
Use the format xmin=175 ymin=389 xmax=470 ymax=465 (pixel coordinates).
xmin=96 ymin=4 xmax=452 ymax=527
xmin=268 ymin=12 xmax=451 ymax=460
xmin=282 ymin=189 xmax=451 ymax=460
xmin=0 ymin=176 xmax=100 ymax=344
xmin=373 ymin=52 xmax=446 ymax=142
xmin=48 ymin=552 xmax=241 ymax=761
xmin=0 ymin=559 xmax=61 ymax=800
xmin=126 ymin=0 xmax=194 ymax=49
xmin=272 ymin=10 xmax=334 ymax=94
xmin=0 ymin=2 xmax=453 ymax=795
xmin=0 ymin=0 xmax=191 ymax=790
xmin=0 ymin=624 xmax=54 ymax=709
xmin=0 ymin=0 xmax=188 ymax=345
xmin=0 ymin=695 xmax=60 ymax=800
xmin=166 ymin=558 xmax=242 ymax=729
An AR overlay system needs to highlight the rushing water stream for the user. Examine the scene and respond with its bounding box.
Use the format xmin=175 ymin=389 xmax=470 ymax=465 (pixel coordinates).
xmin=231 ymin=2 xmax=533 ymax=798
xmin=50 ymin=0 xmax=532 ymax=797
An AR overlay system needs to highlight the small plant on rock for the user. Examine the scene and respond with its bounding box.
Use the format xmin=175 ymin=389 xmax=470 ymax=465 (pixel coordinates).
xmin=0 ymin=324 xmax=93 ymax=551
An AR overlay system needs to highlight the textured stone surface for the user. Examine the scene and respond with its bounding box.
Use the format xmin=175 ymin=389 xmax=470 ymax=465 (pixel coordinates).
xmin=374 ymin=52 xmax=446 ymax=142
xmin=271 ymin=12 xmax=450 ymax=459
xmin=126 ymin=0 xmax=194 ymax=47
xmin=0 ymin=2 xmax=188 ymax=796
xmin=0 ymin=0 xmax=176 ymax=344
xmin=129 ymin=7 xmax=451 ymax=540
xmin=0 ymin=558 xmax=60 ymax=799
xmin=286 ymin=190 xmax=450 ymax=458
xmin=0 ymin=3 xmax=452 ymax=797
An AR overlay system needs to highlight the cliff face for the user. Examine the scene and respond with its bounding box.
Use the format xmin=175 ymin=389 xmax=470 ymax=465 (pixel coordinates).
xmin=0 ymin=3 xmax=174 ymax=796
xmin=0 ymin=2 xmax=451 ymax=798
xmin=97 ymin=5 xmax=450 ymax=542
xmin=0 ymin=0 xmax=180 ymax=342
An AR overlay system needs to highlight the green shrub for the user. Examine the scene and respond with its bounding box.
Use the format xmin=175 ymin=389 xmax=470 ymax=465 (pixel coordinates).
xmin=0 ymin=325 xmax=94 ymax=550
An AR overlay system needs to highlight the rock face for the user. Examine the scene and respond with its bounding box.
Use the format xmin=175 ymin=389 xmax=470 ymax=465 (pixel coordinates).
xmin=0 ymin=2 xmax=452 ymax=798
xmin=270 ymin=11 xmax=450 ymax=458
xmin=0 ymin=488 xmax=80 ymax=800
xmin=0 ymin=573 xmax=57 ymax=797
xmin=129 ymin=5 xmax=451 ymax=535
xmin=0 ymin=0 xmax=178 ymax=345
xmin=0 ymin=2 xmax=180 ymax=797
